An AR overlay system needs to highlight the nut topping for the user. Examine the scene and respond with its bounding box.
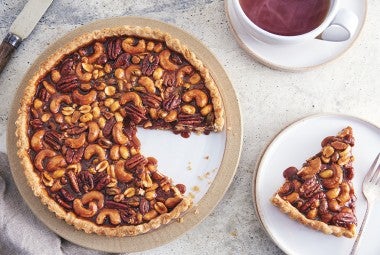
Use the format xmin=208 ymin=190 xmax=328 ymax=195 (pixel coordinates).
xmin=21 ymin=31 xmax=224 ymax=235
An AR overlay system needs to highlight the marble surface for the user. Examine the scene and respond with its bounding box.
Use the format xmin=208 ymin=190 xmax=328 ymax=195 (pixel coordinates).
xmin=0 ymin=0 xmax=379 ymax=254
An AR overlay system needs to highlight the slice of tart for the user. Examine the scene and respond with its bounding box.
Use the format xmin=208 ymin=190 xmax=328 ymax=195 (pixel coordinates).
xmin=271 ymin=127 xmax=357 ymax=238
xmin=16 ymin=26 xmax=224 ymax=236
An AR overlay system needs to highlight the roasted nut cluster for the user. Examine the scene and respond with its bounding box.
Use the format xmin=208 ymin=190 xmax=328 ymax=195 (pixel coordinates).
xmin=25 ymin=34 xmax=221 ymax=226
xmin=277 ymin=127 xmax=357 ymax=230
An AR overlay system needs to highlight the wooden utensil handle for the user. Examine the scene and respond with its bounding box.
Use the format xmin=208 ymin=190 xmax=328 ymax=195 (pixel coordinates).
xmin=0 ymin=33 xmax=22 ymax=75
xmin=0 ymin=41 xmax=16 ymax=74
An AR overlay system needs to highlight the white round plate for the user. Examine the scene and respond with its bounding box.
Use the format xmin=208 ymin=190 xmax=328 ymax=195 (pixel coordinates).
xmin=225 ymin=0 xmax=367 ymax=71
xmin=254 ymin=114 xmax=380 ymax=255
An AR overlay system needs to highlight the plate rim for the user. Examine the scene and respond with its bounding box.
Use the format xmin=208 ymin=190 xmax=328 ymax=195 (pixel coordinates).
xmin=252 ymin=113 xmax=380 ymax=254
xmin=6 ymin=16 xmax=243 ymax=253
xmin=224 ymin=0 xmax=368 ymax=72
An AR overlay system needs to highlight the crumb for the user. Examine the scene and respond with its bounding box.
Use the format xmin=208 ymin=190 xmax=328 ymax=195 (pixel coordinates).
xmin=187 ymin=161 xmax=192 ymax=171
xmin=204 ymin=155 xmax=209 ymax=160
xmin=189 ymin=192 xmax=195 ymax=199
xmin=177 ymin=217 xmax=184 ymax=223
xmin=227 ymin=126 xmax=232 ymax=131
xmin=192 ymin=186 xmax=200 ymax=192
xmin=198 ymin=175 xmax=204 ymax=181
xmin=194 ymin=208 xmax=199 ymax=215
xmin=230 ymin=229 xmax=238 ymax=237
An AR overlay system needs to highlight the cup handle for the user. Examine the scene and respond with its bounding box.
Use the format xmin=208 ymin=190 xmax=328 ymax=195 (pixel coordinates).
xmin=320 ymin=9 xmax=359 ymax=42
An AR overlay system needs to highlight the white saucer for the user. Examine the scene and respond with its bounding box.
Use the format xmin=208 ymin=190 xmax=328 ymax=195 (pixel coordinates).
xmin=225 ymin=0 xmax=367 ymax=71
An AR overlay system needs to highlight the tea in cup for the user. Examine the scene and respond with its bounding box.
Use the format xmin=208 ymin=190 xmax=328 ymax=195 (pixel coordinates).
xmin=233 ymin=0 xmax=358 ymax=44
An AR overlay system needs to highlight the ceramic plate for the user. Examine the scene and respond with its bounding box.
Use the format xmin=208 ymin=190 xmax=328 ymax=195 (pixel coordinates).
xmin=254 ymin=114 xmax=380 ymax=255
xmin=7 ymin=17 xmax=242 ymax=253
xmin=225 ymin=0 xmax=367 ymax=71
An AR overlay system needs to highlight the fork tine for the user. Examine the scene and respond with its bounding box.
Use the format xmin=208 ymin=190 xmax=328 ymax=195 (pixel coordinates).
xmin=365 ymin=153 xmax=380 ymax=183
xmin=375 ymin=164 xmax=380 ymax=185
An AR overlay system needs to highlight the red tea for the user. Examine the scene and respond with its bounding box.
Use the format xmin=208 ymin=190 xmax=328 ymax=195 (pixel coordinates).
xmin=239 ymin=0 xmax=330 ymax=36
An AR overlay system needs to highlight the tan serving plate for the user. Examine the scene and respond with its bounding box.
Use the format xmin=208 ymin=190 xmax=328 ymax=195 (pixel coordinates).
xmin=7 ymin=17 xmax=242 ymax=252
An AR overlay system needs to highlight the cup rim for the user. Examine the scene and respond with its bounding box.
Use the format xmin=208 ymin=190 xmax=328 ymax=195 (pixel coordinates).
xmin=234 ymin=0 xmax=340 ymax=42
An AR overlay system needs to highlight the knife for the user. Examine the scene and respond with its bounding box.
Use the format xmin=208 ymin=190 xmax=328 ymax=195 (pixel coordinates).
xmin=0 ymin=0 xmax=53 ymax=74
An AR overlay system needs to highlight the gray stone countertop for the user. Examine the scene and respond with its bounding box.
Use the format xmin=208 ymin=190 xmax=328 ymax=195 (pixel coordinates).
xmin=0 ymin=0 xmax=378 ymax=254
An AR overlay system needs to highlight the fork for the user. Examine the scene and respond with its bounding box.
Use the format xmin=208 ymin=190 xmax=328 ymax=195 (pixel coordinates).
xmin=350 ymin=153 xmax=380 ymax=255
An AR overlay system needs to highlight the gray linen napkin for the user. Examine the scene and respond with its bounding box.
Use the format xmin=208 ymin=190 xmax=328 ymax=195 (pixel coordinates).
xmin=0 ymin=152 xmax=109 ymax=255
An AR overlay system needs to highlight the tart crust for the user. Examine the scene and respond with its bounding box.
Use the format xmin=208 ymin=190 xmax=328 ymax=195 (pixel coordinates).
xmin=271 ymin=194 xmax=354 ymax=238
xmin=16 ymin=26 xmax=223 ymax=236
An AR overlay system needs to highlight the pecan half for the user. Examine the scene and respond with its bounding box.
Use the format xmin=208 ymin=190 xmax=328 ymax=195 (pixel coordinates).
xmin=37 ymin=87 xmax=51 ymax=102
xmin=30 ymin=119 xmax=44 ymax=129
xmin=331 ymin=212 xmax=357 ymax=227
xmin=60 ymin=58 xmax=75 ymax=75
xmin=162 ymin=94 xmax=181 ymax=111
xmin=67 ymin=170 xmax=80 ymax=193
xmin=56 ymin=74 xmax=79 ymax=93
xmin=141 ymin=54 xmax=159 ymax=76
xmin=60 ymin=188 xmax=75 ymax=202
xmin=177 ymin=113 xmax=203 ymax=126
xmin=125 ymin=154 xmax=148 ymax=170
xmin=103 ymin=117 xmax=116 ymax=137
xmin=299 ymin=176 xmax=322 ymax=198
xmin=107 ymin=38 xmax=122 ymax=60
xmin=140 ymin=92 xmax=162 ymax=109
xmin=66 ymin=125 xmax=89 ymax=135
xmin=44 ymin=130 xmax=62 ymax=151
xmin=139 ymin=197 xmax=149 ymax=214
xmin=124 ymin=105 xmax=147 ymax=124
xmin=105 ymin=200 xmax=129 ymax=210
xmin=114 ymin=53 xmax=131 ymax=69
xmin=93 ymin=171 xmax=110 ymax=191
xmin=65 ymin=147 xmax=85 ymax=164
xmin=162 ymin=71 xmax=176 ymax=87
xmin=78 ymin=171 xmax=94 ymax=192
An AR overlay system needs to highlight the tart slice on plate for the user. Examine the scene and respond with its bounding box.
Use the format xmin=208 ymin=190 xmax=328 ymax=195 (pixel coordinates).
xmin=271 ymin=127 xmax=357 ymax=238
xmin=15 ymin=26 xmax=224 ymax=237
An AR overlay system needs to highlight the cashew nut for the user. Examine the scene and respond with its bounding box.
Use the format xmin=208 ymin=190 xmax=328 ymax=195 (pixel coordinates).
xmin=96 ymin=208 xmax=121 ymax=225
xmin=34 ymin=149 xmax=57 ymax=171
xmin=84 ymin=144 xmax=106 ymax=161
xmin=181 ymin=105 xmax=196 ymax=115
xmin=114 ymin=160 xmax=133 ymax=183
xmin=120 ymin=92 xmax=143 ymax=107
xmin=182 ymin=89 xmax=208 ymax=108
xmin=42 ymin=80 xmax=57 ymax=94
xmin=298 ymin=157 xmax=321 ymax=179
xmin=72 ymin=89 xmax=97 ymax=106
xmin=176 ymin=65 xmax=193 ymax=86
xmin=159 ymin=49 xmax=179 ymax=71
xmin=138 ymin=76 xmax=156 ymax=94
xmin=164 ymin=110 xmax=178 ymax=123
xmin=73 ymin=200 xmax=98 ymax=218
xmin=337 ymin=182 xmax=351 ymax=204
xmin=109 ymin=145 xmax=120 ymax=161
xmin=75 ymin=62 xmax=92 ymax=82
xmin=46 ymin=155 xmax=67 ymax=172
xmin=122 ymin=38 xmax=146 ymax=54
xmin=87 ymin=121 xmax=100 ymax=143
xmin=65 ymin=133 xmax=86 ymax=149
xmin=322 ymin=163 xmax=343 ymax=189
xmin=87 ymin=42 xmax=105 ymax=64
xmin=112 ymin=122 xmax=129 ymax=145
xmin=200 ymin=104 xmax=213 ymax=116
xmin=81 ymin=190 xmax=105 ymax=209
xmin=31 ymin=129 xmax=45 ymax=151
xmin=125 ymin=64 xmax=141 ymax=81
xmin=50 ymin=94 xmax=72 ymax=114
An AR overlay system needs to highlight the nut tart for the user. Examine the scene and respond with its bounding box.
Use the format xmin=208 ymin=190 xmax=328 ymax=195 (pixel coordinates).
xmin=271 ymin=127 xmax=357 ymax=238
xmin=15 ymin=26 xmax=224 ymax=236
